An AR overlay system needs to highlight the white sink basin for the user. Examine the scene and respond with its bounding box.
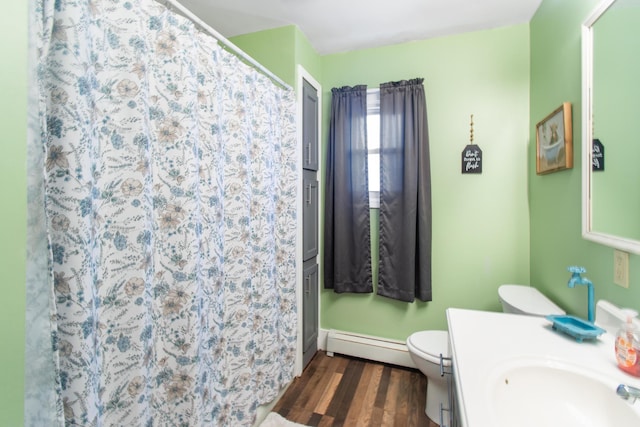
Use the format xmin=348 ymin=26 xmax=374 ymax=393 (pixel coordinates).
xmin=488 ymin=359 xmax=640 ymax=427
xmin=447 ymin=305 xmax=640 ymax=427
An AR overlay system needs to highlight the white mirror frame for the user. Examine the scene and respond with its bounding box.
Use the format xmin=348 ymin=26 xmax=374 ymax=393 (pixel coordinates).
xmin=581 ymin=0 xmax=640 ymax=254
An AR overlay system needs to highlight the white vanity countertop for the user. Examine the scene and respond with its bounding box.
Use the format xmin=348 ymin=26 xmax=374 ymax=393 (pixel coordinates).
xmin=446 ymin=308 xmax=640 ymax=427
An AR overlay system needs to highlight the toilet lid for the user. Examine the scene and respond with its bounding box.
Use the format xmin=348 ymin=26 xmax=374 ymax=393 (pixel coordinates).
xmin=498 ymin=284 xmax=565 ymax=316
xmin=407 ymin=330 xmax=450 ymax=365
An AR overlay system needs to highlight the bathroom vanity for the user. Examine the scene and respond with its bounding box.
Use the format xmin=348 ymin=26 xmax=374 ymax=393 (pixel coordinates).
xmin=447 ymin=307 xmax=640 ymax=427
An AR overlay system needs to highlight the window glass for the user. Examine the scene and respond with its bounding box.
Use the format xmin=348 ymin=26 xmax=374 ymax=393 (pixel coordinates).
xmin=367 ymin=90 xmax=380 ymax=208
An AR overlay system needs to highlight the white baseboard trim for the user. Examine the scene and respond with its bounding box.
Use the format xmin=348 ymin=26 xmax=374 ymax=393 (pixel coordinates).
xmin=321 ymin=328 xmax=416 ymax=369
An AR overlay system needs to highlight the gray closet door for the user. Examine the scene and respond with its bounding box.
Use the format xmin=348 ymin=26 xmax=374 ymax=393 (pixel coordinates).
xmin=301 ymin=77 xmax=319 ymax=369
xmin=302 ymin=79 xmax=318 ymax=171
xmin=302 ymin=170 xmax=318 ymax=261
xmin=302 ymin=259 xmax=318 ymax=368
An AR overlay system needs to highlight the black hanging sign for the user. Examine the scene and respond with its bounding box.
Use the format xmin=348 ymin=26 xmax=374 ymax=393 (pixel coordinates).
xmin=462 ymin=114 xmax=482 ymax=174
xmin=462 ymin=144 xmax=482 ymax=174
xmin=592 ymin=138 xmax=604 ymax=171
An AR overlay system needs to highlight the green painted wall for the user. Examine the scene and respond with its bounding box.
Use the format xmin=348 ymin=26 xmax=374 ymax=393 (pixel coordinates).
xmin=231 ymin=25 xmax=322 ymax=88
xmin=530 ymin=0 xmax=640 ymax=318
xmin=1 ymin=2 xmax=27 ymax=426
xmin=294 ymin=27 xmax=323 ymax=82
xmin=321 ymin=25 xmax=532 ymax=339
xmin=230 ymin=23 xmax=532 ymax=340
xmin=231 ymin=26 xmax=298 ymax=87
xmin=228 ymin=2 xmax=640 ymax=341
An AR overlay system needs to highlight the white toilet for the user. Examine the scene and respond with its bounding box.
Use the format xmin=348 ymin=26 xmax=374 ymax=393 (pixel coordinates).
xmin=407 ymin=285 xmax=564 ymax=425
xmin=498 ymin=284 xmax=565 ymax=316
xmin=406 ymin=330 xmax=450 ymax=425
xmin=407 ymin=284 xmax=566 ymax=423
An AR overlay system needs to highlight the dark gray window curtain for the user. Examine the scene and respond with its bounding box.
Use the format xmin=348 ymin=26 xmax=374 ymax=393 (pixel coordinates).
xmin=324 ymin=85 xmax=373 ymax=293
xmin=377 ymin=79 xmax=432 ymax=302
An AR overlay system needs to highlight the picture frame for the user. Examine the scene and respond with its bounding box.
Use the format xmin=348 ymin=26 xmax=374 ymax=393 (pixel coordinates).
xmin=536 ymin=102 xmax=573 ymax=174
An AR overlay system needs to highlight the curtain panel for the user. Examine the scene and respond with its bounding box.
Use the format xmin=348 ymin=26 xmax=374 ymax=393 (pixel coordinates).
xmin=377 ymin=79 xmax=432 ymax=302
xmin=26 ymin=0 xmax=298 ymax=425
xmin=324 ymin=85 xmax=373 ymax=294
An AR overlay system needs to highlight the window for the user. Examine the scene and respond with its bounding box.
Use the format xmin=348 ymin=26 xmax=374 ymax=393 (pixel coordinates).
xmin=367 ymin=89 xmax=380 ymax=208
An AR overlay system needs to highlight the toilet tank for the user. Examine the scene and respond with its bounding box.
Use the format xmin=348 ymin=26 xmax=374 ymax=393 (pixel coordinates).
xmin=498 ymin=284 xmax=565 ymax=316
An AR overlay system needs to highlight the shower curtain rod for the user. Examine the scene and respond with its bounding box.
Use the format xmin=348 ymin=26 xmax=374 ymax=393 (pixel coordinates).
xmin=160 ymin=0 xmax=291 ymax=90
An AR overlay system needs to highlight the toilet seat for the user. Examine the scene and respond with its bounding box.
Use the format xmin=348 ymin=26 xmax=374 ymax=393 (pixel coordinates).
xmin=407 ymin=330 xmax=451 ymax=366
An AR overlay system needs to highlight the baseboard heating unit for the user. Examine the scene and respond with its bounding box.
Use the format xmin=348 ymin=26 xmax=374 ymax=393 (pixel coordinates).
xmin=325 ymin=329 xmax=416 ymax=369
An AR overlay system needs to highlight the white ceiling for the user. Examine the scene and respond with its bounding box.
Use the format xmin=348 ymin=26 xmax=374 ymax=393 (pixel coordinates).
xmin=175 ymin=0 xmax=543 ymax=55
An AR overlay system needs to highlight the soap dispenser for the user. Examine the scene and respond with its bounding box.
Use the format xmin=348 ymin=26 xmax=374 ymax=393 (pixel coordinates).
xmin=615 ymin=309 xmax=640 ymax=377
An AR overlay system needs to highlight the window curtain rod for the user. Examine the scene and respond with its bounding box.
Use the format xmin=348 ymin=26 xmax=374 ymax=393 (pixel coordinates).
xmin=159 ymin=0 xmax=291 ymax=90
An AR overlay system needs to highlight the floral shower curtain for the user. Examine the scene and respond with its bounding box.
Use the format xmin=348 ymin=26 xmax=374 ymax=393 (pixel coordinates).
xmin=26 ymin=0 xmax=297 ymax=425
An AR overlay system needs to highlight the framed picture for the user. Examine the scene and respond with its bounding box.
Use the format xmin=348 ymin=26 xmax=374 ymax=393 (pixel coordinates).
xmin=536 ymin=102 xmax=573 ymax=174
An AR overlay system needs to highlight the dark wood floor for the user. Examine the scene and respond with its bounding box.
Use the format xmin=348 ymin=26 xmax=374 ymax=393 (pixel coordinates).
xmin=273 ymin=351 xmax=438 ymax=427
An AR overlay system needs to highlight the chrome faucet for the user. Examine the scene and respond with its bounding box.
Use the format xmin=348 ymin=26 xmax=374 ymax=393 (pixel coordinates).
xmin=567 ymin=266 xmax=595 ymax=323
xmin=617 ymin=384 xmax=640 ymax=404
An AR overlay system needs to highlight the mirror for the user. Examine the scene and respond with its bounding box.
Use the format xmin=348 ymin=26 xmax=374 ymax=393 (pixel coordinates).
xmin=582 ymin=0 xmax=640 ymax=254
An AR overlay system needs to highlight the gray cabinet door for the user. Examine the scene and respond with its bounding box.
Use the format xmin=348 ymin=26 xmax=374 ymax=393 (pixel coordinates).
xmin=302 ymin=79 xmax=318 ymax=171
xmin=302 ymin=170 xmax=318 ymax=261
xmin=302 ymin=259 xmax=318 ymax=368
